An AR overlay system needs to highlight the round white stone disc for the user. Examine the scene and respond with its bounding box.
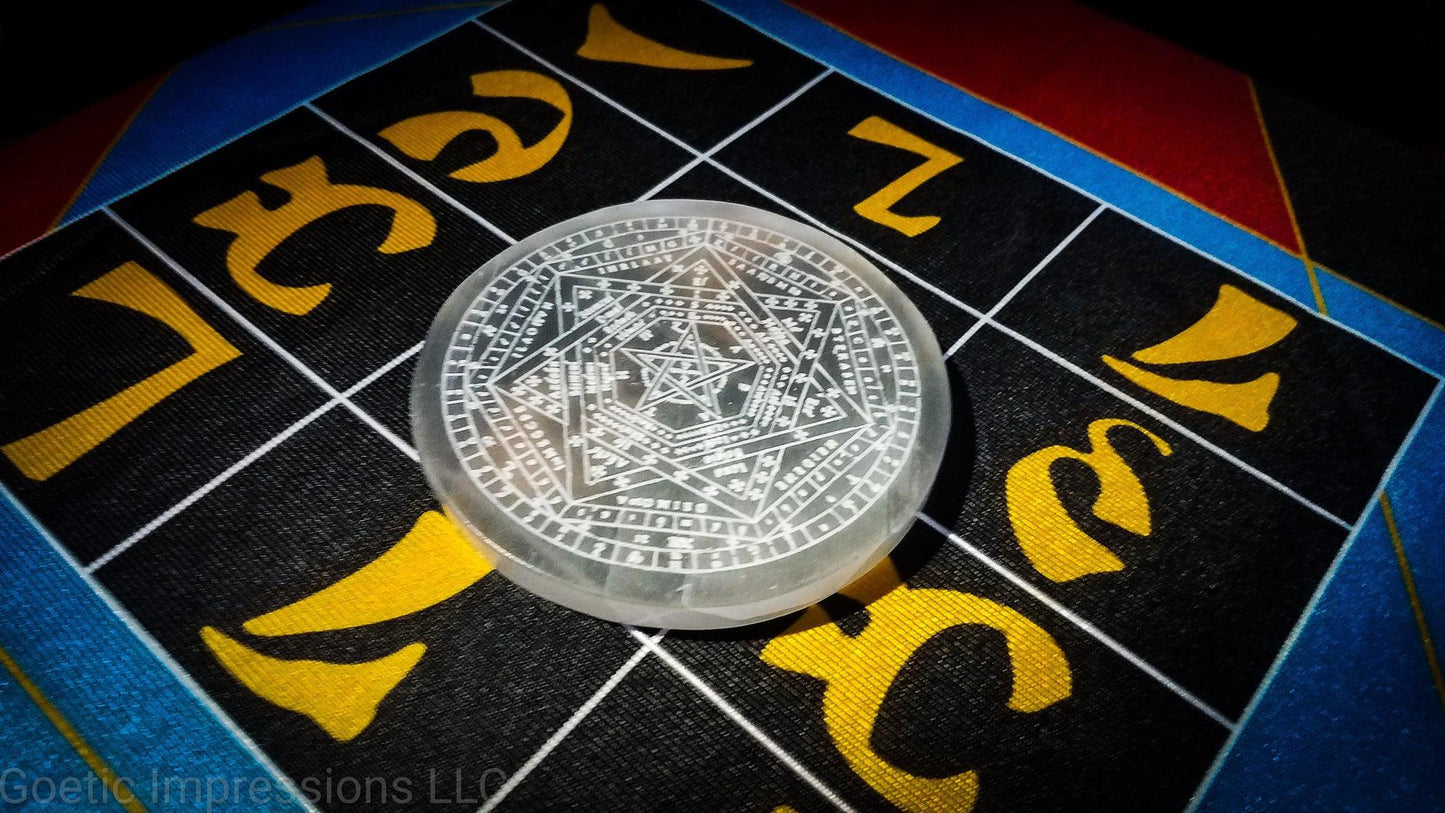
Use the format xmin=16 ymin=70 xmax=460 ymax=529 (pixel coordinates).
xmin=413 ymin=200 xmax=950 ymax=629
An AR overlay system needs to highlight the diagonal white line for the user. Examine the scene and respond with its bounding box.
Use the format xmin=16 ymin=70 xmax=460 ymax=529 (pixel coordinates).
xmin=1116 ymin=207 xmax=1441 ymax=380
xmin=696 ymin=160 xmax=1350 ymax=528
xmin=87 ymin=33 xmax=831 ymax=574
xmin=1184 ymin=380 xmax=1443 ymax=812
xmin=343 ymin=340 xmax=424 ymax=397
xmin=84 ymin=399 xmax=341 ymax=573
xmin=700 ymin=157 xmax=982 ymax=316
xmin=477 ymin=21 xmax=699 ymax=157
xmin=945 ymin=203 xmax=1105 ymax=357
xmin=86 ymin=342 xmax=425 ymax=573
xmin=478 ymin=638 xmax=656 ymax=812
xmin=356 ymin=405 xmax=419 ymax=461
xmin=12 ymin=14 xmax=839 ymax=813
xmin=982 ymin=320 xmax=1350 ymax=529
xmin=64 ymin=13 xmax=1426 ymax=810
xmin=339 ymin=342 xmax=426 ymax=461
xmin=1345 ymin=382 xmax=1443 ymax=531
xmin=914 ymin=513 xmax=1236 ymax=730
xmin=0 ymin=2 xmax=506 ymax=267
xmin=102 ymin=208 xmax=347 ymax=399
xmin=629 ymin=629 xmax=857 ymax=812
xmin=638 ymin=67 xmax=834 ymax=202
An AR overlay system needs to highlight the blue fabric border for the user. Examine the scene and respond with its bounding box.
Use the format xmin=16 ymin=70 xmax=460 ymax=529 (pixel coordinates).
xmin=1196 ymin=483 xmax=1445 ymax=810
xmin=0 ymin=673 xmax=123 ymax=811
xmin=266 ymin=0 xmax=492 ymax=27
xmin=63 ymin=2 xmax=498 ymax=221
xmin=1383 ymin=397 xmax=1445 ymax=637
xmin=1318 ymin=270 xmax=1445 ymax=376
xmin=0 ymin=489 xmax=305 ymax=810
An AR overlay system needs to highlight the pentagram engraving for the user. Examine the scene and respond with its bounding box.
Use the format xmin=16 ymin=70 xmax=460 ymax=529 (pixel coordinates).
xmin=440 ymin=214 xmax=924 ymax=574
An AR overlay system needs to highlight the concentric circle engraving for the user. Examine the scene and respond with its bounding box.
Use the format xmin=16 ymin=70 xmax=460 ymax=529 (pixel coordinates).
xmin=414 ymin=201 xmax=949 ymax=628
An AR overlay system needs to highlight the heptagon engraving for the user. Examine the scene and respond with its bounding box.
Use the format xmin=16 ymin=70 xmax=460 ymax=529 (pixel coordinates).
xmin=413 ymin=200 xmax=950 ymax=628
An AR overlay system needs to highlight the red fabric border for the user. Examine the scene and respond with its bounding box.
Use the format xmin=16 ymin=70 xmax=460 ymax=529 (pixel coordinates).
xmin=0 ymin=74 xmax=165 ymax=257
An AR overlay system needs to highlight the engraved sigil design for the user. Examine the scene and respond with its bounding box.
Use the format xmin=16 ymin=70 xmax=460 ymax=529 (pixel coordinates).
xmin=441 ymin=215 xmax=923 ymax=574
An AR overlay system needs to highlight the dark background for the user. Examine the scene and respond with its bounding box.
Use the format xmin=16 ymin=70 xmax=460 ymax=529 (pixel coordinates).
xmin=1092 ymin=1 xmax=1444 ymax=160
xmin=0 ymin=0 xmax=308 ymax=143
xmin=2 ymin=1 xmax=1441 ymax=158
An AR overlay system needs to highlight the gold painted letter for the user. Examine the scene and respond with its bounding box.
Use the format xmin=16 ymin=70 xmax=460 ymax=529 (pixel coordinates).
xmin=848 ymin=116 xmax=962 ymax=237
xmin=1102 ymin=284 xmax=1297 ymax=431
xmin=2 ymin=262 xmax=240 ymax=480
xmin=379 ymin=71 xmax=572 ymax=183
xmin=1006 ymin=418 xmax=1172 ymax=582
xmin=200 ymin=511 xmax=491 ymax=741
xmin=201 ymin=627 xmax=424 ymax=742
xmin=761 ymin=559 xmax=1071 ymax=812
xmin=244 ymin=510 xmax=493 ymax=636
xmin=192 ymin=156 xmax=436 ymax=315
xmin=576 ymin=4 xmax=753 ymax=70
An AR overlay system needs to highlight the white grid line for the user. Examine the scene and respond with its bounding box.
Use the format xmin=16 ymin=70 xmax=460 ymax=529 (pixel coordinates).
xmin=85 ymin=399 xmax=341 ymax=572
xmin=86 ymin=342 xmax=426 ymax=573
xmin=479 ymin=637 xmax=656 ymax=812
xmin=474 ymin=19 xmax=987 ymax=321
xmin=945 ymin=203 xmax=1105 ymax=357
xmin=0 ymin=6 xmax=515 ymax=804
xmin=982 ymin=319 xmax=1350 ymax=529
xmin=82 ymin=29 xmax=828 ymax=574
xmin=358 ymin=405 xmax=419 ymax=460
xmin=84 ymin=53 xmax=848 ymax=811
xmin=0 ymin=4 xmax=510 ymax=267
xmin=698 ymin=0 xmax=1444 ymax=382
xmin=1184 ymin=380 xmax=1443 ymax=811
xmin=476 ymin=21 xmax=698 ymax=157
xmin=0 ymin=486 xmax=320 ymax=813
xmin=344 ymin=339 xmax=426 ymax=397
xmin=479 ymin=4 xmax=1362 ymax=536
xmin=461 ymin=51 xmax=1402 ymax=783
xmin=630 ymin=629 xmax=857 ymax=813
xmin=915 ymin=513 xmax=1235 ymax=729
xmin=259 ymin=16 xmax=1370 ymax=775
xmin=309 ymin=58 xmax=857 ymax=810
xmin=701 ymin=157 xmax=978 ymax=313
xmin=102 ymin=207 xmax=419 ymax=466
xmin=1118 ymin=208 xmax=1441 ymax=380
xmin=636 ymin=66 xmax=834 ymax=201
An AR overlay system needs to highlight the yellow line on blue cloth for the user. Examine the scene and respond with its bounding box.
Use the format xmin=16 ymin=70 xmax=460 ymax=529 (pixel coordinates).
xmin=1379 ymin=493 xmax=1445 ymax=712
xmin=0 ymin=644 xmax=148 ymax=812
